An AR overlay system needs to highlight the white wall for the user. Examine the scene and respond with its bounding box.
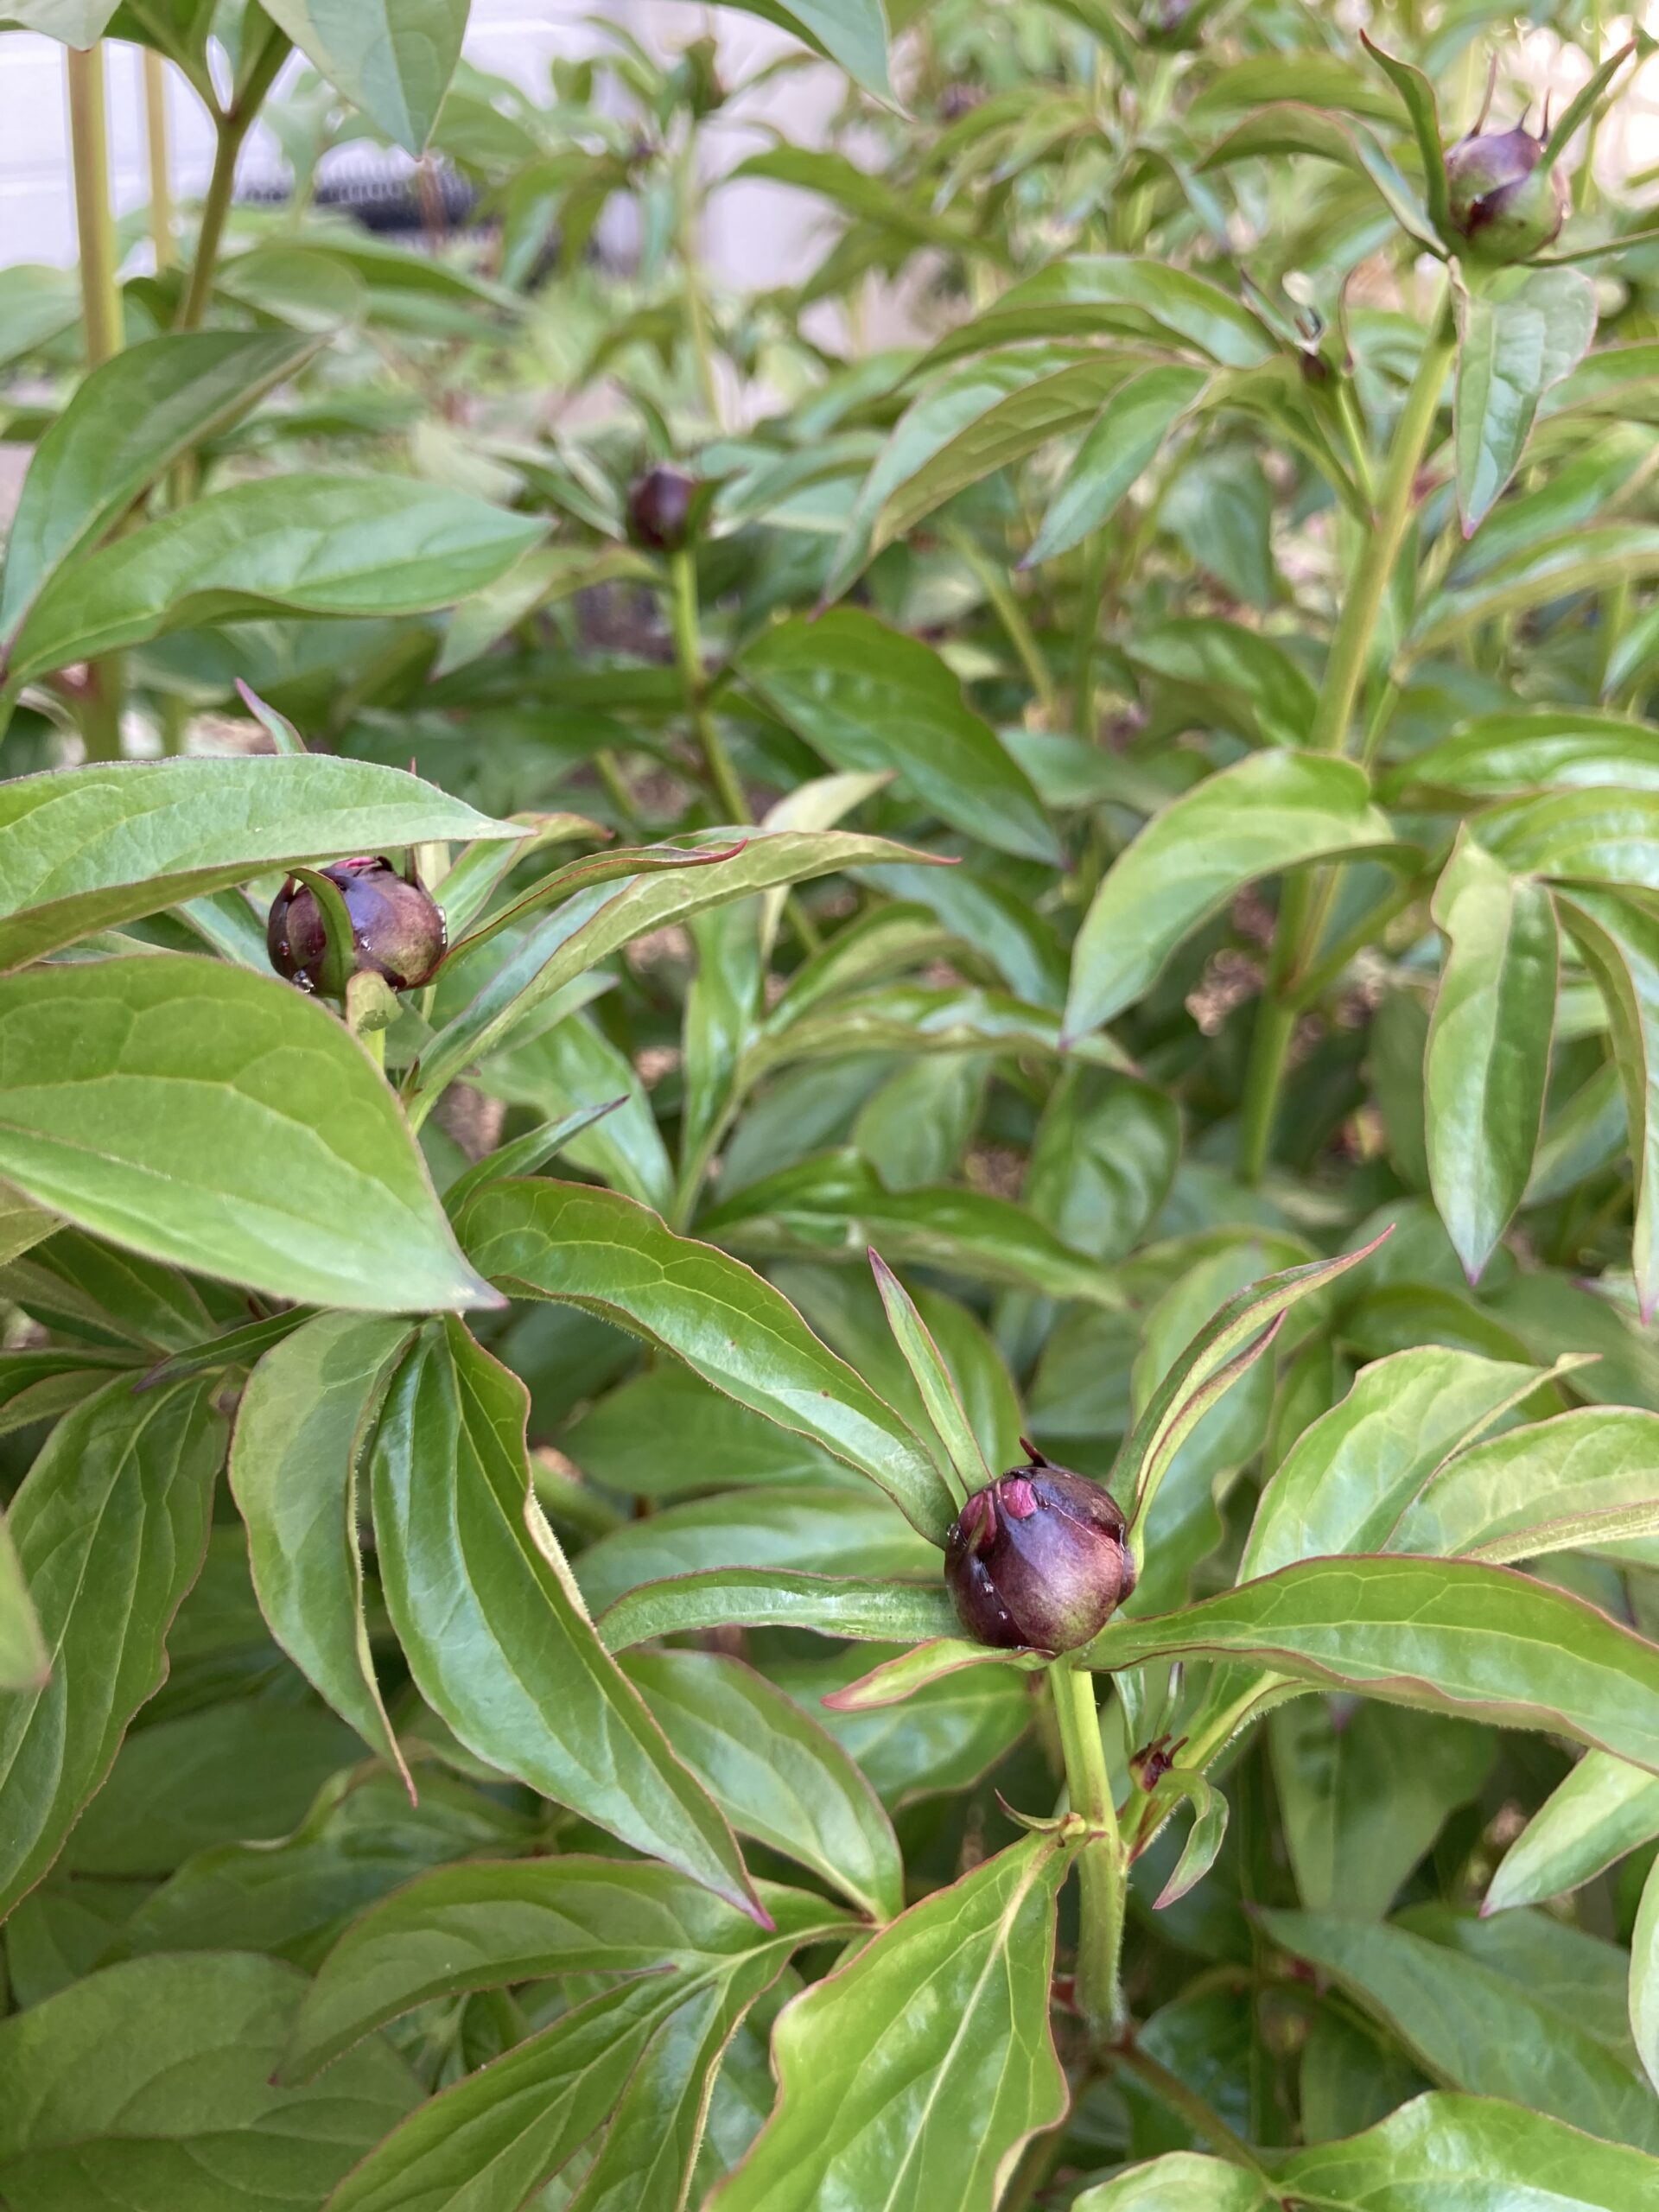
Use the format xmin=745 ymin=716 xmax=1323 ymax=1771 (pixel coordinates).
xmin=0 ymin=1 xmax=849 ymax=291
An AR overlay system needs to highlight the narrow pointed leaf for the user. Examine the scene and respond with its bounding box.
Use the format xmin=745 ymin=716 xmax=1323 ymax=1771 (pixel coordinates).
xmin=1634 ymin=1853 xmax=1659 ymax=2094
xmin=1453 ymin=268 xmax=1597 ymax=531
xmin=229 ymin=1312 xmax=416 ymax=1780
xmin=370 ymin=1321 xmax=761 ymax=1919
xmin=0 ymin=1376 xmax=225 ymax=1918
xmin=1027 ymin=364 xmax=1210 ymax=567
xmin=1486 ymin=1751 xmax=1659 ymax=1912
xmin=1360 ymin=35 xmax=1451 ymax=236
xmin=1557 ymin=889 xmax=1659 ymax=1316
xmin=869 ymin=1249 xmax=983 ymax=1503
xmin=236 ymin=3 xmax=467 ymax=152
xmin=456 ymin=1179 xmax=956 ymax=1541
xmin=1392 ymin=1406 xmax=1659 ymax=1562
xmin=0 ymin=1511 xmax=48 ymax=1691
xmin=598 ymin=1569 xmax=959 ymax=1652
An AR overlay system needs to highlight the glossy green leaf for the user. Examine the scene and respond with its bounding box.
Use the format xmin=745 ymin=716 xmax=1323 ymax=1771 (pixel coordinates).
xmin=598 ymin=1569 xmax=958 ymax=1652
xmin=0 ymin=332 xmax=321 ymax=644
xmin=1633 ymin=1852 xmax=1659 ymax=2095
xmin=1126 ymin=617 xmax=1320 ymax=750
xmin=623 ymin=1648 xmax=903 ymax=1921
xmin=1359 ymin=33 xmax=1451 ymax=235
xmin=696 ymin=0 xmax=891 ymax=99
xmin=1026 ymin=364 xmax=1210 ymax=567
xmin=740 ymin=611 xmax=1058 ymax=864
xmin=1485 ymin=1751 xmax=1659 ymax=1910
xmin=1084 ymin=1554 xmax=1659 ymax=1773
xmin=1263 ymin=1909 xmax=1659 ymax=2149
xmin=1385 ymin=708 xmax=1659 ymax=802
xmin=822 ymin=1637 xmax=1046 ymax=1709
xmin=563 ymin=1363 xmax=855 ymax=1499
xmin=1556 ymin=890 xmax=1659 ymax=1316
xmin=709 ymin=1834 xmax=1071 ymax=2212
xmin=414 ymin=829 xmax=930 ymax=1106
xmin=8 ymin=475 xmax=543 ymax=682
xmin=0 ymin=0 xmax=120 ymax=40
xmin=919 ymin=255 xmax=1276 ymax=373
xmin=0 ymin=1510 xmax=48 ymax=1691
xmin=1453 ymin=268 xmax=1598 ymax=532
xmin=1072 ymin=2153 xmax=1266 ymax=2211
xmin=575 ymin=1488 xmax=938 ymax=1616
xmin=1064 ymin=752 xmax=1395 ymax=1035
xmin=0 ymin=955 xmax=499 ymax=1313
xmin=1243 ymin=1346 xmax=1550 ymax=1578
xmin=1415 ymin=525 xmax=1659 ymax=649
xmin=701 ymin=1151 xmax=1122 ymax=1306
xmin=0 ymin=1376 xmax=224 ymax=1918
xmin=0 ymin=1953 xmax=418 ymax=2212
xmin=0 ymin=754 xmax=515 ymax=970
xmin=260 ymin=0 xmax=466 ymax=152
xmin=1392 ymin=1406 xmax=1659 ymax=1561
xmin=778 ymin=1642 xmax=1034 ymax=1808
xmin=1118 ymin=1234 xmax=1387 ymax=1535
xmin=869 ymin=1249 xmax=985 ymax=1502
xmin=455 ymin=1177 xmax=956 ymax=1541
xmin=288 ymin=1858 xmax=845 ymax=2078
xmin=1425 ymin=835 xmax=1557 ymax=1281
xmin=228 ymin=1311 xmax=415 ymax=1779
xmin=369 ymin=1320 xmax=760 ymax=1917
xmin=441 ymin=1098 xmax=624 ymax=1217
xmin=1150 ymin=1769 xmax=1230 ymax=1910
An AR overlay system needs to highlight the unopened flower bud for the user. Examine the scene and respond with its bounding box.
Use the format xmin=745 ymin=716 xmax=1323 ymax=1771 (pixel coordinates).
xmin=626 ymin=465 xmax=698 ymax=554
xmin=944 ymin=1449 xmax=1135 ymax=1653
xmin=267 ymin=856 xmax=446 ymax=996
xmin=1444 ymin=124 xmax=1567 ymax=264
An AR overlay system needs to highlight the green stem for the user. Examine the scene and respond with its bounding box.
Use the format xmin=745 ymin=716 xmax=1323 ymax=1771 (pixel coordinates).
xmin=950 ymin=526 xmax=1058 ymax=722
xmin=143 ymin=49 xmax=175 ymax=273
xmin=66 ymin=44 xmax=121 ymax=365
xmin=175 ymin=36 xmax=287 ymax=332
xmin=670 ymin=549 xmax=749 ymax=825
xmin=1236 ymin=293 xmax=1455 ymax=1184
xmin=1071 ymin=531 xmax=1111 ymax=740
xmin=1049 ymin=1662 xmax=1127 ymax=2047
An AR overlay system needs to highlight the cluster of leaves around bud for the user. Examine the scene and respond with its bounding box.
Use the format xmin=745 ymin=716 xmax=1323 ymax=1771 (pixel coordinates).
xmin=1443 ymin=122 xmax=1567 ymax=264
xmin=944 ymin=1448 xmax=1135 ymax=1653
xmin=266 ymin=855 xmax=447 ymax=997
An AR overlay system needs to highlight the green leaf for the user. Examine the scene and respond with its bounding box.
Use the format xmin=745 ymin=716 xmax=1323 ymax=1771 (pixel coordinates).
xmin=564 ymin=1363 xmax=856 ymax=1500
xmin=1415 ymin=525 xmax=1659 ymax=650
xmin=707 ymin=1834 xmax=1072 ymax=2212
xmin=287 ymin=1857 xmax=847 ymax=2078
xmin=0 ymin=1953 xmax=418 ymax=2212
xmin=0 ymin=332 xmax=321 ymax=645
xmin=622 ymin=1648 xmax=904 ymax=1921
xmin=1026 ymin=364 xmax=1210 ymax=567
xmin=1244 ymin=1346 xmax=1552 ymax=1578
xmin=574 ymin=1489 xmax=938 ymax=1617
xmin=0 ymin=754 xmax=516 ymax=970
xmin=1073 ymin=2154 xmax=1266 ymax=2211
xmin=8 ymin=474 xmax=543 ymax=682
xmin=260 ymin=0 xmax=467 ymax=152
xmin=0 ymin=1510 xmax=48 ymax=1691
xmin=1152 ymin=1769 xmax=1230 ymax=1910
xmin=1262 ymin=1909 xmax=1659 ymax=2150
xmin=1393 ymin=1405 xmax=1659 ymax=1562
xmin=228 ymin=1311 xmax=415 ymax=1780
xmin=0 ymin=0 xmax=120 ymax=39
xmin=1359 ymin=33 xmax=1451 ymax=238
xmin=918 ymin=255 xmax=1277 ymax=374
xmin=821 ymin=1637 xmax=1046 ymax=1709
xmin=1269 ymin=1700 xmax=1493 ymax=1919
xmin=370 ymin=1319 xmax=761 ymax=1918
xmin=1063 ymin=753 xmax=1396 ymax=1036
xmin=1453 ymin=269 xmax=1598 ymax=532
xmin=1116 ymin=1235 xmax=1388 ymax=1536
xmin=455 ymin=1177 xmax=956 ymax=1541
xmin=1084 ymin=1554 xmax=1659 ymax=1774
xmin=1126 ymin=616 xmax=1321 ymax=750
xmin=1385 ymin=708 xmax=1659 ymax=802
xmin=869 ymin=1249 xmax=986 ymax=1503
xmin=0 ymin=955 xmax=500 ymax=1313
xmin=693 ymin=0 xmax=892 ymax=99
xmin=442 ymin=1098 xmax=624 ymax=1217
xmin=0 ymin=1376 xmax=224 ymax=1918
xmin=1634 ymin=1853 xmax=1659 ymax=2095
xmin=1425 ymin=834 xmax=1557 ymax=1281
xmin=739 ymin=612 xmax=1058 ymax=864
xmin=701 ymin=1151 xmax=1123 ymax=1306
xmin=598 ymin=1569 xmax=959 ymax=1651
xmin=1556 ymin=890 xmax=1659 ymax=1316
xmin=414 ymin=829 xmax=931 ymax=1107
xmin=1486 ymin=1751 xmax=1659 ymax=1911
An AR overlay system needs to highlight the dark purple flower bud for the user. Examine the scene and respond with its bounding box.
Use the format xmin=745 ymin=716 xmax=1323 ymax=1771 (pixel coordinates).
xmin=1444 ymin=124 xmax=1567 ymax=263
xmin=626 ymin=465 xmax=698 ymax=554
xmin=944 ymin=1447 xmax=1135 ymax=1653
xmin=267 ymin=855 xmax=447 ymax=996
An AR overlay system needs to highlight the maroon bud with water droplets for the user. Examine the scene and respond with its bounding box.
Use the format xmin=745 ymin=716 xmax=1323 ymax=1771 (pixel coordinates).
xmin=626 ymin=465 xmax=698 ymax=554
xmin=267 ymin=856 xmax=447 ymax=995
xmin=944 ymin=1446 xmax=1135 ymax=1653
